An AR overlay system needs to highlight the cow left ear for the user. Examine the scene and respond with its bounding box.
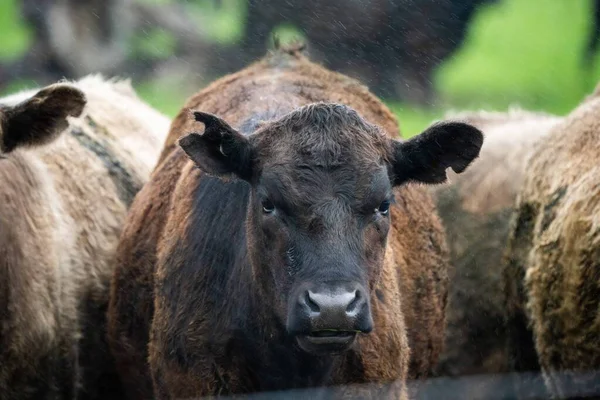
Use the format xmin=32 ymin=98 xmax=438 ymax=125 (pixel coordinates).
xmin=388 ymin=121 xmax=484 ymax=186
xmin=0 ymin=84 xmax=86 ymax=153
xmin=178 ymin=111 xmax=255 ymax=182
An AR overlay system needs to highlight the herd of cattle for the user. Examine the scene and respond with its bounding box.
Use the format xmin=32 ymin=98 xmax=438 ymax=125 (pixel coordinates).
xmin=0 ymin=43 xmax=599 ymax=400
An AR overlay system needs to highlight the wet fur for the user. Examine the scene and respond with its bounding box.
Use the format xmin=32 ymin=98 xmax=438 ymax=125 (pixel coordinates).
xmin=108 ymin=47 xmax=461 ymax=400
xmin=0 ymin=76 xmax=169 ymax=400
xmin=425 ymin=108 xmax=561 ymax=399
xmin=503 ymin=86 xmax=600 ymax=398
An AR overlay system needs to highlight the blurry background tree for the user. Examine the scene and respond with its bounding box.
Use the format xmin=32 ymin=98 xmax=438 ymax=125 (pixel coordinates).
xmin=1 ymin=0 xmax=600 ymax=136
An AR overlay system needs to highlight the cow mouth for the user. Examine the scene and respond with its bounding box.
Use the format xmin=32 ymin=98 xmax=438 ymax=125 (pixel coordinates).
xmin=296 ymin=330 xmax=358 ymax=354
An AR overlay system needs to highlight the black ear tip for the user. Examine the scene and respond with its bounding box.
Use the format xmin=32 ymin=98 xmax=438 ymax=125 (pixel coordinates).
xmin=67 ymin=92 xmax=87 ymax=118
xmin=450 ymin=125 xmax=485 ymax=174
xmin=193 ymin=111 xmax=216 ymax=125
xmin=451 ymin=163 xmax=470 ymax=174
xmin=466 ymin=124 xmax=484 ymax=153
xmin=465 ymin=123 xmax=485 ymax=147
xmin=453 ymin=121 xmax=484 ymax=141
xmin=441 ymin=121 xmax=485 ymax=156
xmin=56 ymin=85 xmax=86 ymax=108
xmin=177 ymin=133 xmax=199 ymax=149
xmin=40 ymin=84 xmax=87 ymax=117
xmin=53 ymin=84 xmax=86 ymax=98
xmin=192 ymin=111 xmax=237 ymax=138
xmin=193 ymin=111 xmax=205 ymax=120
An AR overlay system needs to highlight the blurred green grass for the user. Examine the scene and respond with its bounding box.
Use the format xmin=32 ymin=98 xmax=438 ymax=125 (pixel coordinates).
xmin=391 ymin=0 xmax=600 ymax=136
xmin=0 ymin=0 xmax=31 ymax=61
xmin=436 ymin=0 xmax=596 ymax=115
xmin=1 ymin=0 xmax=600 ymax=137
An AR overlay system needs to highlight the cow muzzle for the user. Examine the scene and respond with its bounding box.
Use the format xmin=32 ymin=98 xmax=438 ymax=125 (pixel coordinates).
xmin=287 ymin=282 xmax=373 ymax=355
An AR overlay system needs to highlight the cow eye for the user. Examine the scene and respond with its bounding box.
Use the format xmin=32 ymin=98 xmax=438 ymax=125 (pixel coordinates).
xmin=377 ymin=200 xmax=391 ymax=215
xmin=262 ymin=199 xmax=275 ymax=214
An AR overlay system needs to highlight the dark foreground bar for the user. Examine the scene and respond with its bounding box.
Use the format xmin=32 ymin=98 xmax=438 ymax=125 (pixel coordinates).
xmin=174 ymin=370 xmax=600 ymax=400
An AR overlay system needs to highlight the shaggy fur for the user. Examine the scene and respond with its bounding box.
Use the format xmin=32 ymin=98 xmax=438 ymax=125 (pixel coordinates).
xmin=423 ymin=108 xmax=561 ymax=399
xmin=0 ymin=75 xmax=169 ymax=400
xmin=107 ymin=46 xmax=482 ymax=400
xmin=503 ymin=86 xmax=600 ymax=399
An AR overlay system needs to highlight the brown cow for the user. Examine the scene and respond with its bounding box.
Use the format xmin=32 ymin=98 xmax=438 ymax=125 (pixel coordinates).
xmin=504 ymin=86 xmax=600 ymax=398
xmin=107 ymin=45 xmax=483 ymax=400
xmin=0 ymin=75 xmax=169 ymax=400
xmin=422 ymin=108 xmax=561 ymax=399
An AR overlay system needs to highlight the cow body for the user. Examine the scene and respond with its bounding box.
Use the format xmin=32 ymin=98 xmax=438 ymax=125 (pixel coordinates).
xmin=504 ymin=86 xmax=600 ymax=398
xmin=423 ymin=109 xmax=561 ymax=399
xmin=108 ymin=47 xmax=483 ymax=400
xmin=0 ymin=76 xmax=169 ymax=400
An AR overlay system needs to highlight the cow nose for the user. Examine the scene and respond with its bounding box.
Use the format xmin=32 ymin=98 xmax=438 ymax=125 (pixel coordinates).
xmin=306 ymin=289 xmax=360 ymax=316
xmin=299 ymin=285 xmax=373 ymax=333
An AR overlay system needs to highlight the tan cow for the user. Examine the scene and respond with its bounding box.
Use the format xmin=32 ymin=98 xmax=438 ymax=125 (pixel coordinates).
xmin=504 ymin=86 xmax=600 ymax=399
xmin=0 ymin=75 xmax=169 ymax=400
xmin=425 ymin=108 xmax=561 ymax=399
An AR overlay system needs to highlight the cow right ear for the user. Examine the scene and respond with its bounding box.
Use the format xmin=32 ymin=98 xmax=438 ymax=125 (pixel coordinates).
xmin=387 ymin=121 xmax=484 ymax=186
xmin=178 ymin=111 xmax=255 ymax=181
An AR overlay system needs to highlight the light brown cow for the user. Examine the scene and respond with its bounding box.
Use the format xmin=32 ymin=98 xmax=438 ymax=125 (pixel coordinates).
xmin=423 ymin=108 xmax=561 ymax=399
xmin=0 ymin=75 xmax=169 ymax=400
xmin=504 ymin=86 xmax=600 ymax=399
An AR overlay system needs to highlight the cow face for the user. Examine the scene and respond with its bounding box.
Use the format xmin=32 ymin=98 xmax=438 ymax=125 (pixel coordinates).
xmin=180 ymin=103 xmax=483 ymax=355
xmin=0 ymin=84 xmax=86 ymax=154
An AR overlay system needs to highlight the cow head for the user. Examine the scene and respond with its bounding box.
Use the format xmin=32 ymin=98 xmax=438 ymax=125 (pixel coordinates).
xmin=0 ymin=83 xmax=86 ymax=154
xmin=180 ymin=103 xmax=483 ymax=355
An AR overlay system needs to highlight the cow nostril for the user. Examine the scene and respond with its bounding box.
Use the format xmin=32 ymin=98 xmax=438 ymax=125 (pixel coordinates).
xmin=305 ymin=291 xmax=320 ymax=313
xmin=346 ymin=290 xmax=360 ymax=313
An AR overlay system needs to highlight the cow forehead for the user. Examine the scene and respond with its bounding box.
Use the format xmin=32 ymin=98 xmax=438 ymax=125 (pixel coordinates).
xmin=260 ymin=164 xmax=390 ymax=205
xmin=257 ymin=128 xmax=386 ymax=167
xmin=251 ymin=103 xmax=390 ymax=169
